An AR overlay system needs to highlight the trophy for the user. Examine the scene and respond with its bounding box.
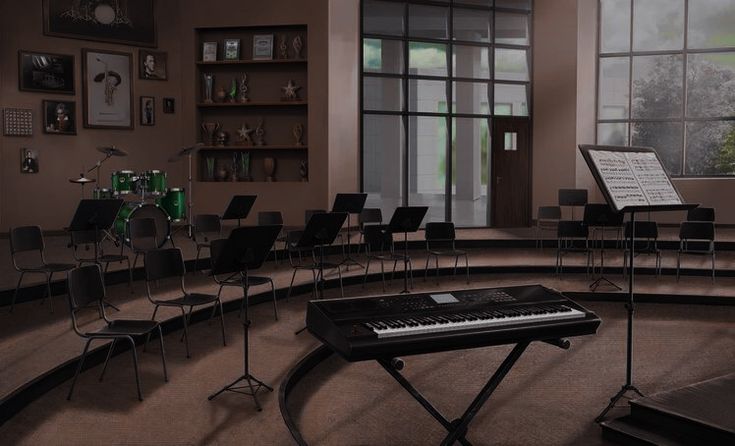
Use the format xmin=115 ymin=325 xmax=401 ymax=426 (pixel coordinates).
xmin=238 ymin=74 xmax=249 ymax=103
xmin=293 ymin=123 xmax=304 ymax=146
xmin=293 ymin=35 xmax=303 ymax=59
xmin=201 ymin=121 xmax=221 ymax=145
xmin=202 ymin=73 xmax=214 ymax=103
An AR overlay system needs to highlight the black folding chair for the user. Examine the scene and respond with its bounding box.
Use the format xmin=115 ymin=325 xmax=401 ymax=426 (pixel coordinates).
xmin=144 ymin=248 xmax=225 ymax=358
xmin=556 ymin=220 xmax=593 ymax=275
xmin=357 ymin=208 xmax=383 ymax=254
xmin=129 ymin=218 xmax=159 ymax=271
xmin=677 ymin=221 xmax=715 ymax=282
xmin=71 ymin=229 xmax=133 ymax=291
xmin=558 ymin=189 xmax=588 ymax=220
xmin=622 ymin=221 xmax=661 ymax=277
xmin=9 ymin=225 xmax=75 ymax=313
xmin=193 ymin=214 xmax=222 ymax=272
xmin=424 ymin=222 xmax=469 ymax=284
xmin=363 ymin=224 xmax=402 ymax=292
xmin=66 ymin=264 xmax=167 ymax=401
xmin=536 ymin=206 xmax=561 ymax=249
xmin=258 ymin=211 xmax=286 ymax=263
xmin=687 ymin=207 xmax=715 ymax=222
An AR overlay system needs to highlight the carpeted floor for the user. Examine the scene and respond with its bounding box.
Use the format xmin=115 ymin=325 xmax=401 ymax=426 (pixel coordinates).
xmin=2 ymin=275 xmax=734 ymax=445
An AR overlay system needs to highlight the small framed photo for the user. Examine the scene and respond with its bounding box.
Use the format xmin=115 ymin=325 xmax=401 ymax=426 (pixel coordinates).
xmin=140 ymin=96 xmax=155 ymax=126
xmin=224 ymin=39 xmax=241 ymax=61
xmin=19 ymin=50 xmax=75 ymax=94
xmin=43 ymin=100 xmax=76 ymax=135
xmin=163 ymin=97 xmax=175 ymax=114
xmin=202 ymin=42 xmax=218 ymax=62
xmin=139 ymin=50 xmax=167 ymax=80
xmin=20 ymin=148 xmax=39 ymax=174
xmin=253 ymin=34 xmax=273 ymax=60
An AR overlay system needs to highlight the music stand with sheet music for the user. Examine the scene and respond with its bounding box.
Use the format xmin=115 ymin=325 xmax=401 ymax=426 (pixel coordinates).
xmin=579 ymin=144 xmax=697 ymax=423
xmin=331 ymin=193 xmax=368 ymax=269
xmin=69 ymin=199 xmax=125 ymax=310
xmin=207 ymin=224 xmax=282 ymax=410
xmin=293 ymin=212 xmax=348 ymax=299
xmin=388 ymin=206 xmax=429 ymax=294
xmin=222 ymin=195 xmax=257 ymax=227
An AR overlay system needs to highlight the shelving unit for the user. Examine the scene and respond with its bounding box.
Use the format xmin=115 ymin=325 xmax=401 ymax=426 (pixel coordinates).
xmin=195 ymin=25 xmax=308 ymax=183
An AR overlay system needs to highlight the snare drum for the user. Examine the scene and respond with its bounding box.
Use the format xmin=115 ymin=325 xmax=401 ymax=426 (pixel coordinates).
xmin=157 ymin=188 xmax=186 ymax=222
xmin=143 ymin=170 xmax=167 ymax=196
xmin=114 ymin=202 xmax=171 ymax=247
xmin=92 ymin=188 xmax=113 ymax=199
xmin=111 ymin=170 xmax=136 ymax=195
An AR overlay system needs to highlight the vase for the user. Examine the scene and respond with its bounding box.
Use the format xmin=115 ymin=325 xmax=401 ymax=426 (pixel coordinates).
xmin=202 ymin=73 xmax=214 ymax=103
xmin=263 ymin=157 xmax=276 ymax=182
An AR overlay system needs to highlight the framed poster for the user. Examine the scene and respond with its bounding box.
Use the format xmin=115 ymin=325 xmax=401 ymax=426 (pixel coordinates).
xmin=139 ymin=50 xmax=167 ymax=80
xmin=224 ymin=39 xmax=240 ymax=60
xmin=163 ymin=97 xmax=175 ymax=113
xmin=253 ymin=34 xmax=273 ymax=60
xmin=43 ymin=0 xmax=156 ymax=47
xmin=82 ymin=49 xmax=133 ymax=129
xmin=140 ymin=96 xmax=155 ymax=126
xmin=43 ymin=100 xmax=76 ymax=135
xmin=18 ymin=51 xmax=75 ymax=94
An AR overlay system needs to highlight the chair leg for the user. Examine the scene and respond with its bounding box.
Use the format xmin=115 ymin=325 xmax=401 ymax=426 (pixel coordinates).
xmin=144 ymin=305 xmax=160 ymax=352
xmin=126 ymin=336 xmax=143 ymax=401
xmin=10 ymin=271 xmax=25 ymax=313
xmin=180 ymin=307 xmax=191 ymax=358
xmin=337 ymin=267 xmax=344 ymax=298
xmin=712 ymin=253 xmax=716 ymax=282
xmin=435 ymin=256 xmax=440 ymax=285
xmin=194 ymin=246 xmax=201 ymax=273
xmin=464 ymin=254 xmax=470 ymax=284
xmin=270 ymin=280 xmax=278 ymax=321
xmin=157 ymin=325 xmax=168 ymax=382
xmin=44 ymin=272 xmax=55 ymax=313
xmin=287 ymin=269 xmax=298 ymax=299
xmin=453 ymin=256 xmax=459 ymax=279
xmin=132 ymin=253 xmax=139 ymax=271
xmin=218 ymin=299 xmax=227 ymax=346
xmin=180 ymin=306 xmax=194 ymax=342
xmin=676 ymin=252 xmax=681 ymax=281
xmin=380 ymin=261 xmax=386 ymax=292
xmin=363 ymin=258 xmax=371 ymax=288
xmin=424 ymin=255 xmax=430 ymax=282
xmin=126 ymin=258 xmax=134 ymax=293
xmin=99 ymin=339 xmax=118 ymax=382
xmin=67 ymin=338 xmax=93 ymax=401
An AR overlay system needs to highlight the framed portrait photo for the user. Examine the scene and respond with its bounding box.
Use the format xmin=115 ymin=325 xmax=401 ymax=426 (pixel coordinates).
xmin=43 ymin=0 xmax=156 ymax=47
xmin=82 ymin=48 xmax=133 ymax=129
xmin=43 ymin=100 xmax=76 ymax=135
xmin=224 ymin=39 xmax=241 ymax=61
xmin=202 ymin=42 xmax=217 ymax=62
xmin=163 ymin=97 xmax=175 ymax=114
xmin=139 ymin=50 xmax=167 ymax=80
xmin=20 ymin=148 xmax=39 ymax=174
xmin=252 ymin=34 xmax=273 ymax=60
xmin=19 ymin=51 xmax=75 ymax=94
xmin=140 ymin=96 xmax=155 ymax=126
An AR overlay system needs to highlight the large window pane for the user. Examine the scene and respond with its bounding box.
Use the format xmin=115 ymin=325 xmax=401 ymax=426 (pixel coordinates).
xmin=408 ymin=4 xmax=449 ymax=40
xmin=598 ymin=57 xmax=630 ymax=119
xmin=494 ymin=48 xmax=529 ymax=81
xmin=494 ymin=83 xmax=528 ymax=116
xmin=632 ymin=55 xmax=683 ymax=119
xmin=455 ymin=0 xmax=492 ymax=6
xmin=453 ymin=7 xmax=491 ymax=43
xmin=687 ymin=0 xmax=735 ymax=49
xmin=633 ymin=0 xmax=684 ymax=51
xmin=363 ymin=38 xmax=404 ymax=74
xmin=453 ymin=45 xmax=490 ymax=79
xmin=408 ymin=79 xmax=447 ymax=113
xmin=408 ymin=42 xmax=448 ymax=76
xmin=453 ymin=82 xmax=489 ymax=115
xmin=495 ymin=0 xmax=531 ymax=9
xmin=363 ymin=77 xmax=403 ymax=111
xmin=631 ymin=121 xmax=683 ymax=175
xmin=495 ymin=12 xmax=530 ymax=46
xmin=363 ymin=0 xmax=404 ymax=36
xmin=600 ymin=0 xmax=630 ymax=53
xmin=410 ymin=116 xmax=447 ymax=223
xmin=687 ymin=53 xmax=735 ymax=118
xmin=598 ymin=123 xmax=629 ymax=145
xmin=452 ymin=117 xmax=489 ymax=226
xmin=686 ymin=121 xmax=735 ymax=175
xmin=363 ymin=114 xmax=405 ymax=216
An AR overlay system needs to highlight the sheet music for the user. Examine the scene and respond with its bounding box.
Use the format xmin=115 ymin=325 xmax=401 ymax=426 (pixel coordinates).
xmin=587 ymin=149 xmax=682 ymax=211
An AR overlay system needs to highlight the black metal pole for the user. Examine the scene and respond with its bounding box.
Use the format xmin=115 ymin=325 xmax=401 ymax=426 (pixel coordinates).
xmin=626 ymin=211 xmax=635 ymax=386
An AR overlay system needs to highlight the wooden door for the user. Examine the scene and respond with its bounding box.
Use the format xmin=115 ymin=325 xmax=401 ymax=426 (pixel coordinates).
xmin=491 ymin=118 xmax=531 ymax=227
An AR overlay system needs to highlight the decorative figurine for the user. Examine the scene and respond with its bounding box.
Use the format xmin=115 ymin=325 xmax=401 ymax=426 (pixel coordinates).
xmin=202 ymin=73 xmax=214 ymax=103
xmin=238 ymin=73 xmax=249 ymax=103
xmin=214 ymin=129 xmax=229 ymax=146
xmin=255 ymin=119 xmax=266 ymax=146
xmin=279 ymin=35 xmax=288 ymax=59
xmin=227 ymin=78 xmax=237 ymax=103
xmin=263 ymin=156 xmax=276 ymax=182
xmin=299 ymin=160 xmax=308 ymax=182
xmin=201 ymin=121 xmax=221 ymax=145
xmin=293 ymin=123 xmax=304 ymax=146
xmin=237 ymin=123 xmax=254 ymax=144
xmin=292 ymin=35 xmax=303 ymax=59
xmin=281 ymin=80 xmax=301 ymax=101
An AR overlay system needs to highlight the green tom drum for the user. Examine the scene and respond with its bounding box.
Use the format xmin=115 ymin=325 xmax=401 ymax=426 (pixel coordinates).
xmin=114 ymin=203 xmax=171 ymax=247
xmin=157 ymin=188 xmax=186 ymax=222
xmin=143 ymin=170 xmax=167 ymax=196
xmin=111 ymin=170 xmax=136 ymax=195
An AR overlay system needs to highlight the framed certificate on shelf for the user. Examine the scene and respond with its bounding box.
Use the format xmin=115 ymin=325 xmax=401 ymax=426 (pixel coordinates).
xmin=224 ymin=39 xmax=240 ymax=61
xmin=252 ymin=34 xmax=273 ymax=60
xmin=202 ymin=42 xmax=217 ymax=62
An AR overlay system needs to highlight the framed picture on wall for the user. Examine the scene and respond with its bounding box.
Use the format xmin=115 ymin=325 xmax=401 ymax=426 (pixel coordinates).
xmin=42 ymin=100 xmax=76 ymax=135
xmin=253 ymin=34 xmax=273 ymax=60
xmin=202 ymin=42 xmax=217 ymax=61
xmin=224 ymin=39 xmax=240 ymax=60
xmin=82 ymin=48 xmax=133 ymax=129
xmin=43 ymin=0 xmax=156 ymax=47
xmin=140 ymin=96 xmax=155 ymax=126
xmin=18 ymin=50 xmax=75 ymax=94
xmin=20 ymin=148 xmax=39 ymax=174
xmin=163 ymin=97 xmax=175 ymax=113
xmin=139 ymin=50 xmax=167 ymax=80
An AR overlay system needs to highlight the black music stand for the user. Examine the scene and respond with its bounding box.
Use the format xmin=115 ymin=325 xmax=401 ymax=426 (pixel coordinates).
xmin=222 ymin=195 xmax=257 ymax=227
xmin=584 ymin=204 xmax=624 ymax=291
xmin=579 ymin=145 xmax=697 ymax=423
xmin=69 ymin=199 xmax=124 ymax=310
xmin=331 ymin=193 xmax=367 ymax=269
xmin=388 ymin=206 xmax=428 ymax=294
xmin=207 ymin=224 xmax=282 ymax=411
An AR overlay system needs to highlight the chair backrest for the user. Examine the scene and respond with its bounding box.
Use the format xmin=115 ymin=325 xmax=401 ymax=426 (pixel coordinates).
xmin=129 ymin=217 xmax=158 ymax=252
xmin=304 ymin=209 xmax=326 ymax=225
xmin=557 ymin=220 xmax=588 ymax=239
xmin=687 ymin=207 xmax=715 ymax=222
xmin=537 ymin=206 xmax=561 ymax=221
xmin=145 ymin=247 xmax=186 ymax=281
xmin=583 ymin=203 xmax=623 ymax=226
xmin=425 ymin=222 xmax=456 ymax=241
xmin=359 ymin=208 xmax=383 ymax=228
xmin=679 ymin=221 xmax=714 ymax=241
xmin=67 ymin=264 xmax=106 ymax=311
xmin=558 ymin=189 xmax=588 ymax=207
xmin=624 ymin=221 xmax=658 ymax=240
xmin=193 ymin=214 xmax=222 ymax=241
xmin=70 ymin=229 xmax=104 ymax=246
xmin=209 ymin=238 xmax=227 ymax=270
xmin=10 ymin=226 xmax=44 ymax=254
xmin=364 ymin=224 xmax=393 ymax=254
xmin=257 ymin=211 xmax=283 ymax=226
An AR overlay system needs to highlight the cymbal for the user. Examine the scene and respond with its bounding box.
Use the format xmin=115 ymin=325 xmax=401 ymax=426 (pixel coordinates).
xmin=97 ymin=145 xmax=128 ymax=157
xmin=69 ymin=176 xmax=96 ymax=184
xmin=169 ymin=143 xmax=203 ymax=162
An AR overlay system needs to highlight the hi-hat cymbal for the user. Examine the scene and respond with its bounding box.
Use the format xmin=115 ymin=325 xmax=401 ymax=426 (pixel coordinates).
xmin=169 ymin=143 xmax=204 ymax=162
xmin=97 ymin=145 xmax=128 ymax=157
xmin=69 ymin=176 xmax=96 ymax=184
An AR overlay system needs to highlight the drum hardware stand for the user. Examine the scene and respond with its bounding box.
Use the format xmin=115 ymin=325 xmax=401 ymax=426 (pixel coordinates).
xmin=168 ymin=144 xmax=203 ymax=240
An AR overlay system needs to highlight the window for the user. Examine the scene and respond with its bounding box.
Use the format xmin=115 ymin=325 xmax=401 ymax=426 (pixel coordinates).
xmin=597 ymin=0 xmax=735 ymax=176
xmin=362 ymin=0 xmax=533 ymax=226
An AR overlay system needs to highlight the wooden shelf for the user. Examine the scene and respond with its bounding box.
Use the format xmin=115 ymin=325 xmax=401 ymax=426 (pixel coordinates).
xmin=196 ymin=59 xmax=307 ymax=65
xmin=197 ymin=180 xmax=307 ymax=184
xmin=199 ymin=145 xmax=307 ymax=150
xmin=196 ymin=100 xmax=307 ymax=107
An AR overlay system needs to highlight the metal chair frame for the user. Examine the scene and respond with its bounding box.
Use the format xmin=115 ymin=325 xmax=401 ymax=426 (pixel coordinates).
xmin=128 ymin=218 xmax=159 ymax=271
xmin=423 ymin=222 xmax=469 ymax=285
xmin=555 ymin=220 xmax=593 ymax=275
xmin=192 ymin=214 xmax=222 ymax=272
xmin=71 ymin=229 xmax=133 ymax=291
xmin=363 ymin=224 xmax=405 ymax=292
xmin=622 ymin=221 xmax=661 ymax=277
xmin=677 ymin=221 xmax=716 ymax=282
xmin=536 ymin=206 xmax=561 ymax=249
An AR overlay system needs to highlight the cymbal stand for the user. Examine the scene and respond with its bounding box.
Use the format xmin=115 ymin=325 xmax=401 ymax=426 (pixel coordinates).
xmin=86 ymin=153 xmax=117 ymax=245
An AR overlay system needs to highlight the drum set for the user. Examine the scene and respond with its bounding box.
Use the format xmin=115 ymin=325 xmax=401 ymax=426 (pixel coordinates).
xmin=70 ymin=146 xmax=190 ymax=247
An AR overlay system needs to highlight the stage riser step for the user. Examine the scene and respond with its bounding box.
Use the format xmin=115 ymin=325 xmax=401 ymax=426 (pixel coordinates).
xmin=630 ymin=403 xmax=735 ymax=444
xmin=601 ymin=416 xmax=693 ymax=446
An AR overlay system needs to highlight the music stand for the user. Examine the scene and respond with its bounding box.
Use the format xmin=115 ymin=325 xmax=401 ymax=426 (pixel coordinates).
xmin=579 ymin=145 xmax=697 ymax=423
xmin=388 ymin=206 xmax=428 ymax=294
xmin=69 ymin=199 xmax=124 ymax=310
xmin=331 ymin=193 xmax=368 ymax=269
xmin=208 ymin=224 xmax=282 ymax=411
xmin=222 ymin=195 xmax=257 ymax=227
xmin=584 ymin=204 xmax=624 ymax=291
